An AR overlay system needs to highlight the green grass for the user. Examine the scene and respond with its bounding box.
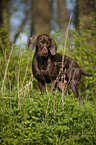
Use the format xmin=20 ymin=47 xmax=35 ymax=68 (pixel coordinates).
xmin=0 ymin=89 xmax=96 ymax=145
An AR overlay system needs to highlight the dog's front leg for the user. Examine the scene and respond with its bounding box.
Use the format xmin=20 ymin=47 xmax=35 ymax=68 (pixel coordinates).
xmin=50 ymin=80 xmax=57 ymax=93
xmin=38 ymin=81 xmax=45 ymax=92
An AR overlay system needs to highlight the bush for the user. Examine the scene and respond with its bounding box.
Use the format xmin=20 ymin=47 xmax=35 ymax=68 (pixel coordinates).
xmin=0 ymin=92 xmax=96 ymax=144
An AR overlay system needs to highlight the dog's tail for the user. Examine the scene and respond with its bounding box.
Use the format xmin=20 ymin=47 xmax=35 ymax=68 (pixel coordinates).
xmin=82 ymin=70 xmax=93 ymax=76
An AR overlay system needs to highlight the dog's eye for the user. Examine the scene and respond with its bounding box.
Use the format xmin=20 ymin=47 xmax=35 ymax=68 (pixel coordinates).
xmin=47 ymin=43 xmax=50 ymax=47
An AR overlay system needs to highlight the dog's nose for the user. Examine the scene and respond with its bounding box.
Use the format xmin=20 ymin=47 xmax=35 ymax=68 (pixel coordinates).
xmin=43 ymin=47 xmax=48 ymax=54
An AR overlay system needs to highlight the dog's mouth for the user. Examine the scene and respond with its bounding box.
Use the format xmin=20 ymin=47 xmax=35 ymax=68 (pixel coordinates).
xmin=38 ymin=53 xmax=48 ymax=57
xmin=43 ymin=52 xmax=48 ymax=57
xmin=38 ymin=51 xmax=48 ymax=57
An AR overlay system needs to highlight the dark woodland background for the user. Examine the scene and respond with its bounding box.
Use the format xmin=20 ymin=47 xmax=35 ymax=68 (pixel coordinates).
xmin=0 ymin=0 xmax=95 ymax=44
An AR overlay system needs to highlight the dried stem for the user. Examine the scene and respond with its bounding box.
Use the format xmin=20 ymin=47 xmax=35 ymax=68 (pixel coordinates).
xmin=17 ymin=32 xmax=22 ymax=108
xmin=8 ymin=71 xmax=12 ymax=109
xmin=0 ymin=59 xmax=3 ymax=81
xmin=61 ymin=13 xmax=73 ymax=107
xmin=21 ymin=53 xmax=31 ymax=87
xmin=1 ymin=43 xmax=14 ymax=96
xmin=19 ymin=82 xmax=32 ymax=93
xmin=53 ymin=94 xmax=56 ymax=124
xmin=45 ymin=95 xmax=50 ymax=121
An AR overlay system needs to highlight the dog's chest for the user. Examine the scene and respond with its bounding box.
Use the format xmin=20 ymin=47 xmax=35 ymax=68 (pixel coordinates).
xmin=38 ymin=57 xmax=51 ymax=70
xmin=37 ymin=56 xmax=58 ymax=81
xmin=40 ymin=60 xmax=47 ymax=70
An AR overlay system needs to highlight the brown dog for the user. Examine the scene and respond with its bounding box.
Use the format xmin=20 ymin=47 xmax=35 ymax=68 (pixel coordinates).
xmin=28 ymin=34 xmax=92 ymax=99
xmin=28 ymin=34 xmax=66 ymax=91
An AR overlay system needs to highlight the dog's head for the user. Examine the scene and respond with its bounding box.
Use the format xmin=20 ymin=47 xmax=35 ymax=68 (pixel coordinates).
xmin=28 ymin=34 xmax=57 ymax=56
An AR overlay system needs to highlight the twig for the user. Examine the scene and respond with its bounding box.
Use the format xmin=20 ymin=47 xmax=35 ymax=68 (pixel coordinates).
xmin=21 ymin=53 xmax=31 ymax=87
xmin=53 ymin=94 xmax=56 ymax=124
xmin=61 ymin=13 xmax=73 ymax=108
xmin=30 ymin=74 xmax=33 ymax=89
xmin=0 ymin=59 xmax=3 ymax=81
xmin=8 ymin=71 xmax=12 ymax=109
xmin=19 ymin=82 xmax=32 ymax=92
xmin=17 ymin=32 xmax=22 ymax=108
xmin=45 ymin=95 xmax=50 ymax=121
xmin=1 ymin=43 xmax=14 ymax=96
xmin=2 ymin=97 xmax=33 ymax=100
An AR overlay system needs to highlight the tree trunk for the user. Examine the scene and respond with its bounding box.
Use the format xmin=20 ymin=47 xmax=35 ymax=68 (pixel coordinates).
xmin=0 ymin=0 xmax=9 ymax=26
xmin=0 ymin=0 xmax=10 ymax=52
xmin=57 ymin=0 xmax=68 ymax=39
xmin=31 ymin=0 xmax=51 ymax=35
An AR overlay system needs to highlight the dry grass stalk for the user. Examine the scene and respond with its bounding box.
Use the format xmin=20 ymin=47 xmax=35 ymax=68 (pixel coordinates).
xmin=61 ymin=13 xmax=73 ymax=107
xmin=30 ymin=69 xmax=34 ymax=89
xmin=17 ymin=32 xmax=22 ymax=108
xmin=0 ymin=59 xmax=3 ymax=81
xmin=53 ymin=94 xmax=56 ymax=124
xmin=8 ymin=71 xmax=12 ymax=109
xmin=30 ymin=74 xmax=33 ymax=89
xmin=45 ymin=95 xmax=50 ymax=121
xmin=21 ymin=53 xmax=31 ymax=87
xmin=1 ymin=43 xmax=12 ymax=109
xmin=1 ymin=43 xmax=14 ymax=96
xmin=19 ymin=81 xmax=32 ymax=93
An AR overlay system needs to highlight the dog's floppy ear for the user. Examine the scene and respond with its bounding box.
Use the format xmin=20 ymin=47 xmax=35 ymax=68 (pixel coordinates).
xmin=27 ymin=35 xmax=38 ymax=51
xmin=49 ymin=37 xmax=57 ymax=55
